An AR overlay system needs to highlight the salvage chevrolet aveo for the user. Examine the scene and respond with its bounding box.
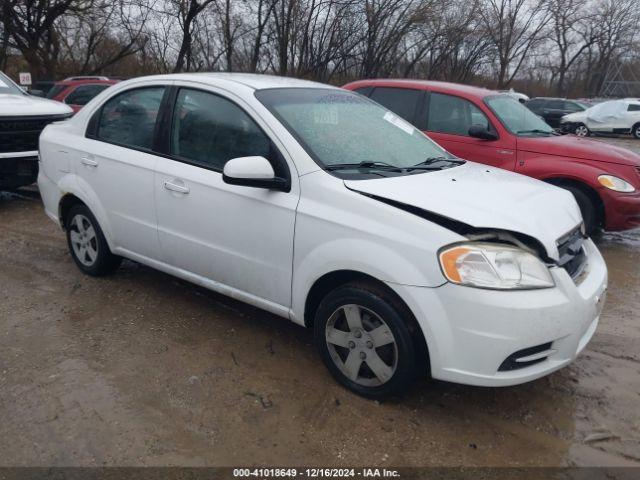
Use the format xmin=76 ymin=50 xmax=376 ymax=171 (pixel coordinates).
xmin=38 ymin=74 xmax=608 ymax=398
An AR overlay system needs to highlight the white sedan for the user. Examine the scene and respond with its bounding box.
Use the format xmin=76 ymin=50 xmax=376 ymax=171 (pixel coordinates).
xmin=561 ymin=98 xmax=640 ymax=138
xmin=38 ymin=73 xmax=607 ymax=398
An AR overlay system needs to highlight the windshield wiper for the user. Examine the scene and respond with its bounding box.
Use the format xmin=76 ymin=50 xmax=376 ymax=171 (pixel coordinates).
xmin=516 ymin=129 xmax=558 ymax=136
xmin=325 ymin=161 xmax=404 ymax=172
xmin=405 ymin=156 xmax=464 ymax=171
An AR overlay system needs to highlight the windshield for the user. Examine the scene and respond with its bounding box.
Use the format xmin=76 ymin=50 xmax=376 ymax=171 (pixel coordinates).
xmin=255 ymin=88 xmax=458 ymax=174
xmin=485 ymin=95 xmax=555 ymax=136
xmin=0 ymin=71 xmax=26 ymax=95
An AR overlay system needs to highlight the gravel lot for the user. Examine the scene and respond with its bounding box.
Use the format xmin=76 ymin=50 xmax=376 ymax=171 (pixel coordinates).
xmin=1 ymin=136 xmax=639 ymax=467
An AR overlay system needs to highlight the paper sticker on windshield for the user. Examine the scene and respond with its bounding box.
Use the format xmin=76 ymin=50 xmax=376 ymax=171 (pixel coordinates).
xmin=313 ymin=106 xmax=339 ymax=125
xmin=383 ymin=111 xmax=414 ymax=135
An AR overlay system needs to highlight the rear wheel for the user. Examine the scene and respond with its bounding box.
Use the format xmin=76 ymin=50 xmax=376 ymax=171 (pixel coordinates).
xmin=574 ymin=124 xmax=589 ymax=137
xmin=632 ymin=123 xmax=640 ymax=139
xmin=66 ymin=204 xmax=121 ymax=276
xmin=314 ymin=282 xmax=418 ymax=399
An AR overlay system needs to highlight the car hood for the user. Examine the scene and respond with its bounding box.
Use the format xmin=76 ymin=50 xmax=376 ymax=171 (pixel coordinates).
xmin=344 ymin=162 xmax=582 ymax=261
xmin=516 ymin=134 xmax=640 ymax=166
xmin=0 ymin=93 xmax=72 ymax=116
xmin=561 ymin=111 xmax=586 ymax=122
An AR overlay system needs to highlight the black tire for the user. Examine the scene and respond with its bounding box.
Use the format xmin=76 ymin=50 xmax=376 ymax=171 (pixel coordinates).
xmin=562 ymin=186 xmax=599 ymax=236
xmin=574 ymin=123 xmax=590 ymax=137
xmin=632 ymin=123 xmax=640 ymax=139
xmin=65 ymin=204 xmax=121 ymax=276
xmin=314 ymin=282 xmax=418 ymax=399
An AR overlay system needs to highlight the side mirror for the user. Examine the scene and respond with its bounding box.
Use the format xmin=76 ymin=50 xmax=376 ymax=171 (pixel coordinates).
xmin=468 ymin=124 xmax=498 ymax=140
xmin=223 ymin=156 xmax=289 ymax=191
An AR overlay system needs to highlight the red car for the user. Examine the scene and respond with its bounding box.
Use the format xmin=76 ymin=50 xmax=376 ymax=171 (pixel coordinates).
xmin=343 ymin=79 xmax=640 ymax=234
xmin=46 ymin=76 xmax=119 ymax=113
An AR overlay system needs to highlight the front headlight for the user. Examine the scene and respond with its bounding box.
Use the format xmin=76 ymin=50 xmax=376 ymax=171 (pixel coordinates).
xmin=438 ymin=243 xmax=554 ymax=290
xmin=597 ymin=175 xmax=635 ymax=193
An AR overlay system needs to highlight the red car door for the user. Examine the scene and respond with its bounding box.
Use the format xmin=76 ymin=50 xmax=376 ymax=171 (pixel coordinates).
xmin=423 ymin=91 xmax=517 ymax=171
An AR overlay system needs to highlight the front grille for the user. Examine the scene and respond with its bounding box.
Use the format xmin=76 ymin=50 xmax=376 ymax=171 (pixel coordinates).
xmin=557 ymin=226 xmax=587 ymax=279
xmin=0 ymin=114 xmax=69 ymax=153
xmin=498 ymin=342 xmax=553 ymax=371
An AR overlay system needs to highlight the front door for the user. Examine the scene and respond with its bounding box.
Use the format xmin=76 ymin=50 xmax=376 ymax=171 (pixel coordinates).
xmin=154 ymin=87 xmax=298 ymax=309
xmin=424 ymin=92 xmax=517 ymax=171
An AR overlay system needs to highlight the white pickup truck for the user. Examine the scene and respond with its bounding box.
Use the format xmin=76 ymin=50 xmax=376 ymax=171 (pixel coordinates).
xmin=0 ymin=71 xmax=72 ymax=190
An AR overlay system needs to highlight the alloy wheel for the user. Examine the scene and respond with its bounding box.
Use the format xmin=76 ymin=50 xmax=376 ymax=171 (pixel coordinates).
xmin=325 ymin=304 xmax=398 ymax=387
xmin=69 ymin=214 xmax=99 ymax=267
xmin=575 ymin=125 xmax=588 ymax=137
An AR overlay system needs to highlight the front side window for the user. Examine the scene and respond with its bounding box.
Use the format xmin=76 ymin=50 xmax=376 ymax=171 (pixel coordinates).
xmin=96 ymin=87 xmax=165 ymax=150
xmin=427 ymin=92 xmax=491 ymax=135
xmin=369 ymin=87 xmax=422 ymax=124
xmin=256 ymin=88 xmax=457 ymax=173
xmin=485 ymin=95 xmax=555 ymax=136
xmin=170 ymin=88 xmax=272 ymax=171
xmin=65 ymin=84 xmax=110 ymax=106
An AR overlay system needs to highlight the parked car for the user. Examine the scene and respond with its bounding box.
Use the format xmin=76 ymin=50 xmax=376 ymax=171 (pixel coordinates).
xmin=38 ymin=73 xmax=607 ymax=398
xmin=560 ymin=98 xmax=640 ymax=139
xmin=344 ymin=79 xmax=640 ymax=234
xmin=47 ymin=76 xmax=119 ymax=113
xmin=0 ymin=71 xmax=73 ymax=190
xmin=525 ymin=97 xmax=591 ymax=129
xmin=497 ymin=88 xmax=529 ymax=103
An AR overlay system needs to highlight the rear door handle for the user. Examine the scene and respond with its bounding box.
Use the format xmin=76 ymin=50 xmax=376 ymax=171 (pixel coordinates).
xmin=164 ymin=180 xmax=190 ymax=194
xmin=80 ymin=156 xmax=98 ymax=167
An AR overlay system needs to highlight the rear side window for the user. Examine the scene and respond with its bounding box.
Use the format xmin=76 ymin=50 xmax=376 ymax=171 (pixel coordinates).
xmin=170 ymin=88 xmax=272 ymax=171
xmin=427 ymin=92 xmax=490 ymax=136
xmin=46 ymin=84 xmax=67 ymax=99
xmin=65 ymin=84 xmax=110 ymax=106
xmin=547 ymin=99 xmax=564 ymax=109
xmin=526 ymin=99 xmax=543 ymax=109
xmin=95 ymin=87 xmax=165 ymax=151
xmin=369 ymin=87 xmax=422 ymax=124
xmin=628 ymin=104 xmax=640 ymax=112
xmin=563 ymin=101 xmax=582 ymax=112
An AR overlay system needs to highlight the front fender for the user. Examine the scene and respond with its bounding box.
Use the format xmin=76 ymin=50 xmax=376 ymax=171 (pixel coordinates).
xmin=290 ymin=238 xmax=446 ymax=325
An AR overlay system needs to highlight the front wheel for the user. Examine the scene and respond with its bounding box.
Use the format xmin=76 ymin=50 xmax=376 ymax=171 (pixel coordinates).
xmin=563 ymin=186 xmax=599 ymax=236
xmin=574 ymin=124 xmax=590 ymax=137
xmin=314 ymin=282 xmax=418 ymax=399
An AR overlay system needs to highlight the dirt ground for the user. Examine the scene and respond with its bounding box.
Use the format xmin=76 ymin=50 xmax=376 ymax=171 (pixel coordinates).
xmin=1 ymin=136 xmax=639 ymax=468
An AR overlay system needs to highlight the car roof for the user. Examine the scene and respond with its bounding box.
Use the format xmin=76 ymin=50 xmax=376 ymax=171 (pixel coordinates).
xmin=344 ymin=79 xmax=496 ymax=98
xmin=127 ymin=72 xmax=336 ymax=91
xmin=54 ymin=79 xmax=119 ymax=86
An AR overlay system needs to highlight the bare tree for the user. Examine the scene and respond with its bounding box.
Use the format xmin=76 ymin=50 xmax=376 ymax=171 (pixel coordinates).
xmin=546 ymin=0 xmax=597 ymax=95
xmin=3 ymin=0 xmax=94 ymax=79
xmin=169 ymin=0 xmax=217 ymax=72
xmin=478 ymin=0 xmax=550 ymax=88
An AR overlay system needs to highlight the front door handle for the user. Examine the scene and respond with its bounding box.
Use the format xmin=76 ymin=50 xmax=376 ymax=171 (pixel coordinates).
xmin=80 ymin=156 xmax=98 ymax=167
xmin=163 ymin=180 xmax=190 ymax=194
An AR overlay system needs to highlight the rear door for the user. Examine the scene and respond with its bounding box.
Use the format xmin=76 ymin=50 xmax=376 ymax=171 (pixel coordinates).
xmin=77 ymin=84 xmax=168 ymax=259
xmin=424 ymin=92 xmax=517 ymax=170
xmin=153 ymin=86 xmax=298 ymax=310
